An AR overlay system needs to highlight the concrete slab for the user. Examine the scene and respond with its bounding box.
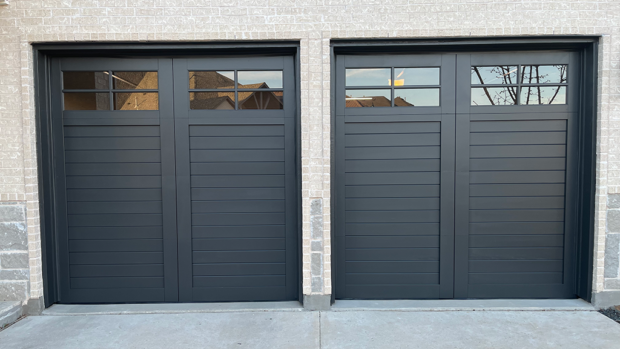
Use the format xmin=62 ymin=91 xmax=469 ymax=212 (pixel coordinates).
xmin=321 ymin=311 xmax=620 ymax=349
xmin=43 ymin=301 xmax=303 ymax=316
xmin=332 ymin=299 xmax=595 ymax=311
xmin=0 ymin=301 xmax=21 ymax=329
xmin=0 ymin=311 xmax=319 ymax=349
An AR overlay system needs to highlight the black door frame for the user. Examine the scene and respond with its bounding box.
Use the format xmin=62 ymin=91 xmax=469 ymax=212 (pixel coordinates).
xmin=330 ymin=37 xmax=600 ymax=303
xmin=34 ymin=42 xmax=302 ymax=307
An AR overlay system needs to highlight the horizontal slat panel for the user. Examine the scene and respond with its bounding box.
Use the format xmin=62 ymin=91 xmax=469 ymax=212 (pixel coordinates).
xmin=346 ymin=223 xmax=439 ymax=236
xmin=67 ymin=189 xmax=161 ymax=202
xmin=470 ymin=197 xmax=564 ymax=210
xmin=466 ymin=284 xmax=568 ymax=298
xmin=190 ymin=136 xmax=284 ymax=149
xmin=346 ymin=185 xmax=439 ymax=198
xmin=192 ymin=225 xmax=285 ymax=238
xmin=68 ymin=227 xmax=163 ymax=240
xmin=345 ymin=122 xmax=440 ymax=134
xmin=192 ymin=238 xmax=285 ymax=251
xmin=192 ymin=286 xmax=287 ymax=302
xmin=190 ymin=125 xmax=284 ymax=137
xmin=345 ymin=159 xmax=440 ymax=173
xmin=67 ymin=201 xmax=162 ymax=214
xmin=470 ymin=120 xmax=567 ymax=132
xmin=345 ymin=146 xmax=440 ymax=160
xmin=346 ymin=210 xmax=439 ymax=223
xmin=470 ymin=145 xmax=566 ymax=158
xmin=470 ymin=209 xmax=564 ymax=222
xmin=345 ymin=236 xmax=439 ymax=248
xmin=468 ymin=273 xmax=563 ymax=285
xmin=193 ymin=275 xmax=285 ymax=287
xmin=192 ymin=200 xmax=284 ymax=213
xmin=70 ymin=252 xmax=163 ymax=265
xmin=61 ymin=288 xmax=165 ymax=303
xmin=69 ymin=239 xmax=163 ymax=252
xmin=346 ymin=261 xmax=439 ymax=273
xmin=470 ymin=184 xmax=564 ymax=196
xmin=65 ymin=150 xmax=161 ymax=163
xmin=192 ymin=213 xmax=285 ymax=226
xmin=469 ymin=260 xmax=563 ymax=273
xmin=469 ymin=247 xmax=564 ymax=260
xmin=191 ymin=162 xmax=284 ymax=175
xmin=346 ymin=198 xmax=440 ymax=211
xmin=470 ymin=222 xmax=564 ymax=235
xmin=64 ymin=126 xmax=160 ymax=137
xmin=346 ymin=273 xmax=439 ymax=285
xmin=470 ymin=132 xmax=566 ymax=145
xmin=470 ymin=171 xmax=565 ymax=184
xmin=65 ymin=163 xmax=162 ymax=176
xmin=190 ymin=149 xmax=283 ymax=162
xmin=345 ymin=133 xmax=440 ymax=147
xmin=71 ymin=277 xmax=164 ymax=289
xmin=67 ymin=214 xmax=162 ymax=227
xmin=192 ymin=188 xmax=285 ymax=200
xmin=70 ymin=264 xmax=164 ymax=277
xmin=64 ymin=137 xmax=160 ymax=150
xmin=193 ymin=263 xmax=285 ymax=276
xmin=193 ymin=251 xmax=285 ymax=263
xmin=343 ymin=285 xmax=439 ymax=299
xmin=191 ymin=175 xmax=283 ymax=188
xmin=66 ymin=176 xmax=162 ymax=189
xmin=469 ymin=235 xmax=564 ymax=248
xmin=345 ymin=172 xmax=440 ymax=185
xmin=346 ymin=248 xmax=439 ymax=261
xmin=470 ymin=158 xmax=566 ymax=171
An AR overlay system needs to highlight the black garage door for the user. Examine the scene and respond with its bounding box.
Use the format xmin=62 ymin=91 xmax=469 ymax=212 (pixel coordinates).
xmin=335 ymin=51 xmax=580 ymax=299
xmin=50 ymin=56 xmax=298 ymax=303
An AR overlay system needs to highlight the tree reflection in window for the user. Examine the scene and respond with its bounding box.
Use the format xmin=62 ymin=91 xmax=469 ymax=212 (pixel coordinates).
xmin=471 ymin=66 xmax=518 ymax=105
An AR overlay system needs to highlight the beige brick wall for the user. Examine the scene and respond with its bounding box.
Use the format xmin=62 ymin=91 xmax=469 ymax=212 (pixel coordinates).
xmin=0 ymin=0 xmax=618 ymax=303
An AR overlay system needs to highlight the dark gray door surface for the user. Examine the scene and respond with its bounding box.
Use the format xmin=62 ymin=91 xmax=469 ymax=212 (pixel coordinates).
xmin=335 ymin=51 xmax=579 ymax=299
xmin=50 ymin=56 xmax=297 ymax=303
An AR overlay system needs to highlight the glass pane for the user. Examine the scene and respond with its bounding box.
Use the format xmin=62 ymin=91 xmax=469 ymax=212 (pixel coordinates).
xmin=346 ymin=68 xmax=391 ymax=87
xmin=114 ymin=92 xmax=159 ymax=110
xmin=189 ymin=71 xmax=235 ymax=89
xmin=113 ymin=72 xmax=158 ymax=90
xmin=394 ymin=89 xmax=440 ymax=107
xmin=190 ymin=92 xmax=236 ymax=110
xmin=393 ymin=68 xmax=440 ymax=86
xmin=471 ymin=87 xmax=518 ymax=106
xmin=521 ymin=65 xmax=567 ymax=84
xmin=520 ymin=86 xmax=566 ymax=105
xmin=63 ymin=72 xmax=109 ymax=90
xmin=471 ymin=66 xmax=518 ymax=85
xmin=239 ymin=91 xmax=283 ymax=110
xmin=64 ymin=93 xmax=110 ymax=110
xmin=345 ymin=89 xmax=391 ymax=107
xmin=238 ymin=71 xmax=283 ymax=89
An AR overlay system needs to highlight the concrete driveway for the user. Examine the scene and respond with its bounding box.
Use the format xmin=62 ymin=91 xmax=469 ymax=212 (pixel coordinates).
xmin=1 ymin=301 xmax=619 ymax=349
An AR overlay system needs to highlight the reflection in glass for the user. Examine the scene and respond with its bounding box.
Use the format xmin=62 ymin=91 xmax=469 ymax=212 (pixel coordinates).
xmin=238 ymin=71 xmax=283 ymax=89
xmin=345 ymin=68 xmax=391 ymax=87
xmin=64 ymin=93 xmax=110 ymax=110
xmin=189 ymin=71 xmax=235 ymax=89
xmin=393 ymin=68 xmax=440 ymax=86
xmin=113 ymin=72 xmax=158 ymax=90
xmin=190 ymin=92 xmax=236 ymax=110
xmin=471 ymin=66 xmax=518 ymax=85
xmin=63 ymin=72 xmax=109 ymax=90
xmin=471 ymin=87 xmax=517 ymax=106
xmin=520 ymin=86 xmax=566 ymax=105
xmin=521 ymin=65 xmax=567 ymax=84
xmin=114 ymin=92 xmax=159 ymax=110
xmin=239 ymin=91 xmax=283 ymax=109
xmin=394 ymin=89 xmax=440 ymax=107
xmin=345 ymin=89 xmax=391 ymax=107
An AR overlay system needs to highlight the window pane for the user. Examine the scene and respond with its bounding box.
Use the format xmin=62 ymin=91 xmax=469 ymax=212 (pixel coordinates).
xmin=239 ymin=91 xmax=283 ymax=110
xmin=189 ymin=71 xmax=235 ymax=89
xmin=63 ymin=72 xmax=109 ymax=90
xmin=238 ymin=71 xmax=283 ymax=89
xmin=64 ymin=93 xmax=110 ymax=110
xmin=113 ymin=72 xmax=158 ymax=90
xmin=471 ymin=87 xmax=517 ymax=106
xmin=345 ymin=89 xmax=391 ymax=107
xmin=393 ymin=68 xmax=440 ymax=86
xmin=520 ymin=86 xmax=566 ymax=105
xmin=471 ymin=66 xmax=518 ymax=85
xmin=114 ymin=92 xmax=159 ymax=110
xmin=190 ymin=92 xmax=235 ymax=110
xmin=394 ymin=89 xmax=440 ymax=107
xmin=521 ymin=65 xmax=567 ymax=84
xmin=346 ymin=68 xmax=391 ymax=87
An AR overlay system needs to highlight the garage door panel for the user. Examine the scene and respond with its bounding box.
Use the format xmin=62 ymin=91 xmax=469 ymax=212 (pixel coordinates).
xmin=70 ymin=264 xmax=164 ymax=277
xmin=193 ymin=251 xmax=286 ymax=264
xmin=192 ymin=287 xmax=286 ymax=302
xmin=192 ymin=213 xmax=285 ymax=226
xmin=190 ymin=149 xmax=284 ymax=162
xmin=345 ymin=122 xmax=440 ymax=134
xmin=345 ymin=133 xmax=440 ymax=147
xmin=189 ymin=125 xmax=284 ymax=137
xmin=67 ymin=214 xmax=163 ymax=227
xmin=345 ymin=223 xmax=439 ymax=236
xmin=470 ymin=158 xmax=566 ymax=171
xmin=191 ymin=175 xmax=284 ymax=188
xmin=191 ymin=162 xmax=284 ymax=175
xmin=345 ymin=159 xmax=440 ymax=172
xmin=466 ymin=284 xmax=572 ymax=299
xmin=470 ymin=120 xmax=567 ymax=132
xmin=66 ymin=188 xmax=162 ymax=201
xmin=69 ymin=239 xmax=163 ymax=252
xmin=67 ymin=201 xmax=163 ymax=214
xmin=469 ymin=260 xmax=563 ymax=273
xmin=469 ymin=171 xmax=565 ymax=184
xmin=470 ymin=145 xmax=566 ymax=158
xmin=192 ymin=200 xmax=285 ymax=213
xmin=468 ymin=273 xmax=563 ymax=285
xmin=65 ymin=150 xmax=161 ymax=163
xmin=66 ymin=175 xmax=162 ymax=189
xmin=65 ymin=163 xmax=162 ymax=176
xmin=193 ymin=263 xmax=286 ymax=276
xmin=346 ymin=210 xmax=439 ymax=223
xmin=68 ymin=226 xmax=163 ymax=240
xmin=69 ymin=252 xmax=164 ymax=265
xmin=469 ymin=209 xmax=564 ymax=222
xmin=469 ymin=247 xmax=564 ymax=260
xmin=193 ymin=276 xmax=285 ymax=288
xmin=192 ymin=225 xmax=286 ymax=238
xmin=71 ymin=277 xmax=164 ymax=289
xmin=190 ymin=136 xmax=284 ymax=149
xmin=470 ymin=184 xmax=565 ymax=197
xmin=470 ymin=132 xmax=566 ymax=145
xmin=345 ymin=198 xmax=440 ymax=211
xmin=344 ymin=285 xmax=440 ymax=299
xmin=345 ymin=172 xmax=440 ymax=185
xmin=469 ymin=222 xmax=564 ymax=235
xmin=346 ymin=236 xmax=439 ymax=249
xmin=192 ymin=188 xmax=285 ymax=200
xmin=346 ymin=248 xmax=439 ymax=261
xmin=346 ymin=146 xmax=440 ymax=160
xmin=345 ymin=261 xmax=439 ymax=273
xmin=346 ymin=273 xmax=439 ymax=285
xmin=64 ymin=137 xmax=161 ymax=150
xmin=192 ymin=238 xmax=286 ymax=251
xmin=345 ymin=185 xmax=440 ymax=198
xmin=470 ymin=197 xmax=564 ymax=210
xmin=469 ymin=235 xmax=564 ymax=248
xmin=64 ymin=125 xmax=160 ymax=137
